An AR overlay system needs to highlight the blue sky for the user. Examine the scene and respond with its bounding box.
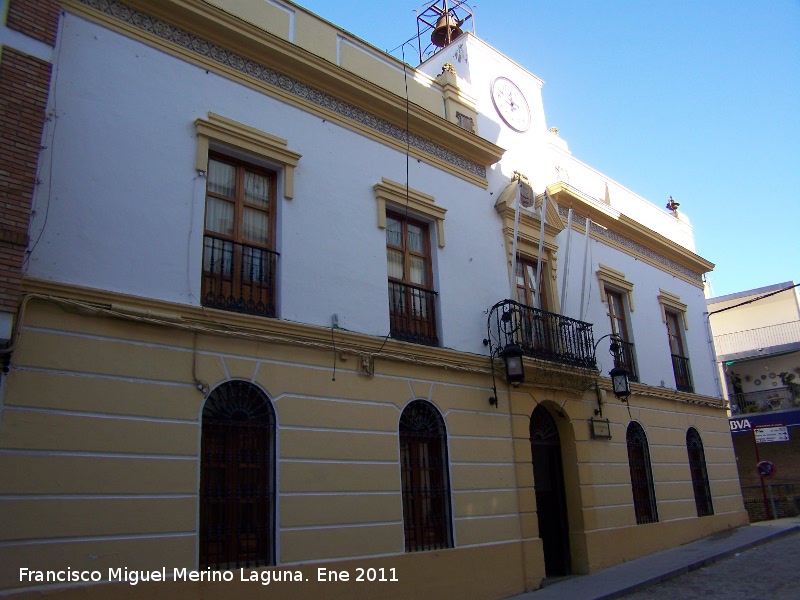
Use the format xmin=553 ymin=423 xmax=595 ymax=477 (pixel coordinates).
xmin=295 ymin=1 xmax=800 ymax=298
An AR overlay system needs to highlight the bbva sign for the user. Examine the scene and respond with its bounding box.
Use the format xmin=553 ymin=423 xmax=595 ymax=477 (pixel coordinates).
xmin=729 ymin=419 xmax=752 ymax=432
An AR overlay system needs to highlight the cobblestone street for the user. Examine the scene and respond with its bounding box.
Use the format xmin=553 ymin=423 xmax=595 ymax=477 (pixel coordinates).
xmin=620 ymin=530 xmax=800 ymax=599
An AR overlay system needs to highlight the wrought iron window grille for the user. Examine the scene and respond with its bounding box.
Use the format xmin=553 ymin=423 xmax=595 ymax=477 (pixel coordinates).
xmin=626 ymin=422 xmax=659 ymax=525
xmin=399 ymin=400 xmax=453 ymax=552
xmin=671 ymin=353 xmax=693 ymax=393
xmin=686 ymin=428 xmax=714 ymax=517
xmin=202 ymin=233 xmax=279 ymax=318
xmin=388 ymin=280 xmax=439 ymax=346
xmin=200 ymin=381 xmax=276 ymax=570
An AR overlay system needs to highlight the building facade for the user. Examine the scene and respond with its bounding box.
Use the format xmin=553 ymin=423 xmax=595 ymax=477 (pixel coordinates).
xmin=708 ymin=282 xmax=800 ymax=522
xmin=0 ymin=0 xmax=746 ymax=598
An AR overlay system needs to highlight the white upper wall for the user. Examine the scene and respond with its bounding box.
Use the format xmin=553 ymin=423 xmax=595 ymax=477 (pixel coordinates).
xmin=564 ymin=229 xmax=718 ymax=396
xmin=418 ymin=34 xmax=697 ymax=252
xmin=26 ymin=13 xmax=509 ymax=355
xmin=26 ymin=9 xmax=717 ymax=395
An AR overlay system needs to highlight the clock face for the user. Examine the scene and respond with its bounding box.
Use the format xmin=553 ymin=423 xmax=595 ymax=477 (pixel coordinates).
xmin=491 ymin=77 xmax=530 ymax=132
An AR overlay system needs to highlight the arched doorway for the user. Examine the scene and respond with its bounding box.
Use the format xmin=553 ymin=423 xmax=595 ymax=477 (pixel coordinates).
xmin=530 ymin=404 xmax=570 ymax=576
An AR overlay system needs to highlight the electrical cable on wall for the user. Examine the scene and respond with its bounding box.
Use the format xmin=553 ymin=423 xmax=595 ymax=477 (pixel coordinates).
xmin=24 ymin=9 xmax=67 ymax=269
xmin=371 ymin=42 xmax=418 ymax=366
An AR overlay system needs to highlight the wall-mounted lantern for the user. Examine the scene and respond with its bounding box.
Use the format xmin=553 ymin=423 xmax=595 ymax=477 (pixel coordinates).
xmin=500 ymin=343 xmax=525 ymax=385
xmin=609 ymin=364 xmax=632 ymax=401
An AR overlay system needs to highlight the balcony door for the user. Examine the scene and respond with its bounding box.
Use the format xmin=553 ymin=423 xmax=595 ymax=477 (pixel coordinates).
xmin=386 ymin=212 xmax=438 ymax=345
xmin=202 ymin=154 xmax=277 ymax=317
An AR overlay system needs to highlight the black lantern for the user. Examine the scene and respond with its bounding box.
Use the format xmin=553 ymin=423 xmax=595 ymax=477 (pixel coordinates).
xmin=500 ymin=343 xmax=525 ymax=385
xmin=609 ymin=364 xmax=631 ymax=400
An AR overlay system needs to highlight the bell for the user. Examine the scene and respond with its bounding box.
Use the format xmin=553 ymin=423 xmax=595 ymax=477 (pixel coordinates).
xmin=430 ymin=14 xmax=463 ymax=47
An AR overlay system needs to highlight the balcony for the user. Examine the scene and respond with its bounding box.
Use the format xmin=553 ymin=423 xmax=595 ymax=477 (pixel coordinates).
xmin=485 ymin=300 xmax=596 ymax=370
xmin=202 ymin=234 xmax=278 ymax=317
xmin=714 ymin=320 xmax=800 ymax=361
xmin=388 ymin=280 xmax=439 ymax=346
xmin=730 ymin=387 xmax=800 ymax=415
xmin=671 ymin=354 xmax=694 ymax=393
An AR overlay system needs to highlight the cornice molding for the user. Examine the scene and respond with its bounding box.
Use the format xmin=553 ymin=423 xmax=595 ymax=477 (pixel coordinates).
xmin=64 ymin=0 xmax=505 ymax=187
xmin=374 ymin=178 xmax=447 ymax=247
xmin=19 ymin=277 xmax=493 ymax=376
xmin=195 ymin=112 xmax=302 ymax=199
xmin=548 ymin=183 xmax=713 ymax=288
xmin=494 ymin=179 xmax=566 ymax=259
xmin=19 ymin=278 xmax=725 ymax=409
xmin=596 ymin=264 xmax=635 ymax=312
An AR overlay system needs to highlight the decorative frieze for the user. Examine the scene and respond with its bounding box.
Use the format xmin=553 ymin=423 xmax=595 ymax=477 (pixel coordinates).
xmin=75 ymin=0 xmax=487 ymax=178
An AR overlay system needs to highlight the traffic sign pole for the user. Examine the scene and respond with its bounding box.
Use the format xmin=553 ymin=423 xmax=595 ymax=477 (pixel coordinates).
xmin=752 ymin=430 xmax=772 ymax=519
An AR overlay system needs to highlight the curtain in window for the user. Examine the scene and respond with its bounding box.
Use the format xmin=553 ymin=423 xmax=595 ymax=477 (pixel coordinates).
xmin=208 ymin=159 xmax=236 ymax=197
xmin=407 ymin=223 xmax=427 ymax=286
xmin=244 ymin=170 xmax=270 ymax=208
xmin=386 ymin=217 xmax=404 ymax=279
xmin=242 ymin=208 xmax=269 ymax=245
xmin=205 ymin=198 xmax=234 ymax=237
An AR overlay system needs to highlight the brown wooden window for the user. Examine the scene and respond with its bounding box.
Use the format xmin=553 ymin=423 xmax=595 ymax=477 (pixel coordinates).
xmin=626 ymin=421 xmax=658 ymax=525
xmin=666 ymin=310 xmax=693 ymax=392
xmin=515 ymin=258 xmax=547 ymax=311
xmin=400 ymin=400 xmax=452 ymax=552
xmin=202 ymin=153 xmax=278 ymax=317
xmin=606 ymin=289 xmax=638 ymax=381
xmin=686 ymin=427 xmax=714 ymax=517
xmin=386 ymin=212 xmax=438 ymax=345
xmin=200 ymin=381 xmax=276 ymax=569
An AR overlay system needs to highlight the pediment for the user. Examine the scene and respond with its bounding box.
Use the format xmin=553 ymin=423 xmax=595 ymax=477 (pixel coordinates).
xmin=494 ymin=178 xmax=566 ymax=236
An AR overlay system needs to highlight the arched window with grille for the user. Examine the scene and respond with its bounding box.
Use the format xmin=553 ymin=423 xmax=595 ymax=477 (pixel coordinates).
xmin=686 ymin=427 xmax=714 ymax=517
xmin=200 ymin=381 xmax=276 ymax=569
xmin=399 ymin=400 xmax=453 ymax=552
xmin=626 ymin=421 xmax=658 ymax=524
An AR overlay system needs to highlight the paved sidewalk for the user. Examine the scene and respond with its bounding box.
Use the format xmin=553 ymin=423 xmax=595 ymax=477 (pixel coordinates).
xmin=507 ymin=517 xmax=800 ymax=600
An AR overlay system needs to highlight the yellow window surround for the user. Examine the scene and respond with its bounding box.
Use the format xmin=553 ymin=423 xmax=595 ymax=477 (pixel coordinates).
xmin=374 ymin=178 xmax=446 ymax=247
xmin=597 ymin=264 xmax=635 ymax=312
xmin=195 ymin=112 xmax=302 ymax=200
xmin=658 ymin=289 xmax=689 ymax=330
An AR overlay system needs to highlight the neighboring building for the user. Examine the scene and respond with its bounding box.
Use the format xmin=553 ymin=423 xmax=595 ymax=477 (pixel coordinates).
xmin=708 ymin=282 xmax=800 ymax=522
xmin=0 ymin=0 xmax=746 ymax=598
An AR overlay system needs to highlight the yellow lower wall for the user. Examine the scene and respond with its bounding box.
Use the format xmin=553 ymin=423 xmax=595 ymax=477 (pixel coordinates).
xmin=0 ymin=293 xmax=748 ymax=597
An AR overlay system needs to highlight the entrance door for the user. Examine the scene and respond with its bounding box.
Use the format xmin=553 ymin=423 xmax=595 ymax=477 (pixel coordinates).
xmin=530 ymin=405 xmax=571 ymax=576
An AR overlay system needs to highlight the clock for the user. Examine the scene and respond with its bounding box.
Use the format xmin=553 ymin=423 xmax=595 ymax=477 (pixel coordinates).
xmin=491 ymin=77 xmax=530 ymax=132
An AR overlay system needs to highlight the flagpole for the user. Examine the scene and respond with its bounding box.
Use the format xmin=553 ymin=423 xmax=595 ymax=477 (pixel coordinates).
xmin=560 ymin=208 xmax=573 ymax=315
xmin=509 ymin=176 xmax=521 ymax=301
xmin=533 ymin=191 xmax=547 ymax=309
xmin=580 ymin=216 xmax=592 ymax=321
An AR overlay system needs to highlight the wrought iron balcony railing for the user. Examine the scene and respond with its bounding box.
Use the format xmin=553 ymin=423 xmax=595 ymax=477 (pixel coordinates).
xmin=202 ymin=234 xmax=278 ymax=318
xmin=616 ymin=339 xmax=638 ymax=383
xmin=485 ymin=300 xmax=597 ymax=370
xmin=389 ymin=280 xmax=439 ymax=346
xmin=730 ymin=387 xmax=799 ymax=415
xmin=671 ymin=354 xmax=693 ymax=393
